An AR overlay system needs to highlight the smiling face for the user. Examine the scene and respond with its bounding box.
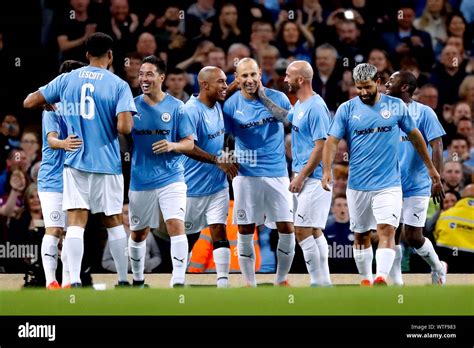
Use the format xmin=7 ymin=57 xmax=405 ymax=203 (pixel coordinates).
xmin=205 ymin=69 xmax=228 ymax=102
xmin=139 ymin=62 xmax=164 ymax=95
xmin=385 ymin=72 xmax=403 ymax=97
xmin=284 ymin=65 xmax=302 ymax=93
xmin=235 ymin=59 xmax=261 ymax=98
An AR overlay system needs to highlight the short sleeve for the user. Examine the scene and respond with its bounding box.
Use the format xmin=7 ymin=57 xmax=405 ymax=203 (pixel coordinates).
xmin=309 ymin=105 xmax=329 ymax=142
xmin=223 ymin=100 xmax=234 ymax=136
xmin=116 ymin=82 xmax=137 ymax=116
xmin=39 ymin=74 xmax=66 ymax=104
xmin=421 ymin=106 xmax=446 ymax=142
xmin=43 ymin=111 xmax=61 ymax=136
xmin=184 ymin=105 xmax=199 ymax=141
xmin=328 ymin=102 xmax=348 ymax=139
xmin=287 ymin=106 xmax=294 ymax=123
xmin=398 ymin=102 xmax=416 ymax=134
xmin=177 ymin=105 xmax=194 ymax=139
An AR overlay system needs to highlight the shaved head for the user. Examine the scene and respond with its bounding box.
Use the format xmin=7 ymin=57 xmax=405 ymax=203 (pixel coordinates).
xmin=198 ymin=66 xmax=222 ymax=83
xmin=235 ymin=57 xmax=259 ymax=74
xmin=287 ymin=60 xmax=313 ymax=79
xmin=197 ymin=66 xmax=228 ymax=103
xmin=235 ymin=57 xmax=261 ymax=98
xmin=284 ymin=60 xmax=314 ymax=94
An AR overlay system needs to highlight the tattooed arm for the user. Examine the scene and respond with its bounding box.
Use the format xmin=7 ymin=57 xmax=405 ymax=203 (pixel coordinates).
xmin=256 ymin=85 xmax=290 ymax=126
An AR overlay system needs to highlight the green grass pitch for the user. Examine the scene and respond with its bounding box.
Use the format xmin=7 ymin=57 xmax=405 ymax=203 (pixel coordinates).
xmin=1 ymin=285 xmax=473 ymax=316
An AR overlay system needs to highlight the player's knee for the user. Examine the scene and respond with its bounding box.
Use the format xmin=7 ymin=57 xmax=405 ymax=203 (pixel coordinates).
xmin=354 ymin=231 xmax=371 ymax=246
xmin=130 ymin=229 xmax=148 ymax=242
xmin=103 ymin=213 xmax=122 ymax=228
xmin=404 ymin=226 xmax=424 ymax=247
xmin=377 ymin=224 xmax=395 ymax=237
xmin=45 ymin=227 xmax=63 ymax=238
xmin=213 ymin=239 xmax=230 ymax=250
xmin=276 ymin=222 xmax=294 ymax=234
xmin=294 ymin=227 xmax=312 ymax=242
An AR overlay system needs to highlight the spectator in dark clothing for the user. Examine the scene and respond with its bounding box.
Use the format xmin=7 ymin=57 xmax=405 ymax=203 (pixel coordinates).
xmin=0 ymin=114 xmax=21 ymax=172
xmin=312 ymin=43 xmax=345 ymax=113
xmin=446 ymin=12 xmax=472 ymax=56
xmin=0 ymin=148 xmax=30 ymax=197
xmin=332 ymin=20 xmax=371 ymax=68
xmin=56 ymin=0 xmax=98 ymax=63
xmin=381 ymin=6 xmax=434 ymax=72
xmin=209 ymin=3 xmax=246 ymax=53
xmin=324 ymin=194 xmax=357 ymax=273
xmin=101 ymin=0 xmax=140 ymax=73
xmin=276 ymin=20 xmax=314 ymax=63
xmin=185 ymin=0 xmax=216 ymax=42
xmin=430 ymin=44 xmax=468 ymax=106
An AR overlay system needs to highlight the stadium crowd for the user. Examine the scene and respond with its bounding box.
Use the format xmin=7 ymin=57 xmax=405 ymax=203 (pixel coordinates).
xmin=0 ymin=0 xmax=473 ymax=285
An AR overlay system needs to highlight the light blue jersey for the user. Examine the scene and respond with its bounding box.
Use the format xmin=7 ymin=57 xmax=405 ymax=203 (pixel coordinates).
xmin=223 ymin=88 xmax=291 ymax=177
xmin=288 ymin=94 xmax=330 ymax=180
xmin=39 ymin=66 xmax=137 ymax=175
xmin=400 ymin=101 xmax=445 ymax=197
xmin=130 ymin=94 xmax=193 ymax=191
xmin=328 ymin=94 xmax=416 ymax=191
xmin=182 ymin=96 xmax=228 ymax=197
xmin=37 ymin=111 xmax=68 ymax=192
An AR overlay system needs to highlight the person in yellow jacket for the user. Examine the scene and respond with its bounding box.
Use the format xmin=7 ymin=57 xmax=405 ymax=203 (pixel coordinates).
xmin=434 ymin=184 xmax=474 ymax=272
xmin=188 ymin=200 xmax=261 ymax=274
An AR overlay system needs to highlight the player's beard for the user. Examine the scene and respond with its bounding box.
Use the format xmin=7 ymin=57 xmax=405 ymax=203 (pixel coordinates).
xmin=287 ymin=81 xmax=300 ymax=93
xmin=359 ymin=91 xmax=377 ymax=105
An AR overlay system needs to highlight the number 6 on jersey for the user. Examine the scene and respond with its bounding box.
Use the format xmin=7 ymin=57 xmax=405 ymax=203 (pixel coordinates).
xmin=80 ymin=83 xmax=95 ymax=119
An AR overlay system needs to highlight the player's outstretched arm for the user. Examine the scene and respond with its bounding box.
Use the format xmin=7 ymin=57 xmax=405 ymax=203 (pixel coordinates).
xmin=429 ymin=137 xmax=445 ymax=204
xmin=408 ymin=129 xmax=444 ymax=201
xmin=117 ymin=112 xmax=134 ymax=135
xmin=23 ymin=91 xmax=48 ymax=109
xmin=289 ymin=139 xmax=325 ymax=193
xmin=256 ymin=84 xmax=290 ymax=126
xmin=181 ymin=143 xmax=218 ymax=164
xmin=152 ymin=135 xmax=194 ymax=154
xmin=182 ymin=144 xmax=239 ymax=178
xmin=48 ymin=132 xmax=83 ymax=151
xmin=321 ymin=136 xmax=339 ymax=191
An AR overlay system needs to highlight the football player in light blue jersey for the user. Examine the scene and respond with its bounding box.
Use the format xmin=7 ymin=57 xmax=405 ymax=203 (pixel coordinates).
xmin=128 ymin=55 xmax=194 ymax=288
xmin=181 ymin=67 xmax=239 ymax=288
xmin=385 ymin=71 xmax=447 ymax=285
xmin=37 ymin=60 xmax=85 ymax=289
xmin=284 ymin=61 xmax=333 ymax=287
xmin=223 ymin=58 xmax=295 ymax=287
xmin=322 ymin=63 xmax=443 ymax=286
xmin=24 ymin=33 xmax=136 ymax=288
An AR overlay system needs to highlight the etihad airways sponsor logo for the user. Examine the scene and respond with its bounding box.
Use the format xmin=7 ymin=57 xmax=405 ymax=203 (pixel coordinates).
xmin=353 ymin=125 xmax=393 ymax=136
